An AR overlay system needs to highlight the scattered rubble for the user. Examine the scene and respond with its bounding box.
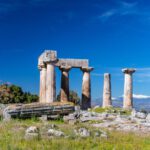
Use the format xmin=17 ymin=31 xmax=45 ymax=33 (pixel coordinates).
xmin=25 ymin=126 xmax=40 ymax=140
xmin=63 ymin=108 xmax=150 ymax=134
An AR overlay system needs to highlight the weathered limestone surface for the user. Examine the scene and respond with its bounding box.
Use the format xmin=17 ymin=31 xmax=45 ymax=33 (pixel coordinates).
xmin=59 ymin=66 xmax=71 ymax=102
xmin=81 ymin=67 xmax=93 ymax=110
xmin=102 ymin=73 xmax=112 ymax=108
xmin=42 ymin=50 xmax=58 ymax=63
xmin=46 ymin=63 xmax=56 ymax=103
xmin=39 ymin=66 xmax=47 ymax=103
xmin=56 ymin=59 xmax=89 ymax=68
xmin=122 ymin=68 xmax=136 ymax=109
xmin=3 ymin=102 xmax=75 ymax=120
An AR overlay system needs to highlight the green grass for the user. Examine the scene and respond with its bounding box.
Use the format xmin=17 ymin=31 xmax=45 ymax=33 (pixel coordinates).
xmin=92 ymin=107 xmax=132 ymax=115
xmin=0 ymin=119 xmax=149 ymax=150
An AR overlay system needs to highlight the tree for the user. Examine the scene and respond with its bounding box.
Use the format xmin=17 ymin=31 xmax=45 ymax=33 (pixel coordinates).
xmin=0 ymin=84 xmax=39 ymax=104
xmin=57 ymin=90 xmax=80 ymax=104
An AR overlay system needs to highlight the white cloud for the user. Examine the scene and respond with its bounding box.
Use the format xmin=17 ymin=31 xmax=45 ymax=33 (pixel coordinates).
xmin=98 ymin=9 xmax=117 ymax=21
xmin=120 ymin=1 xmax=137 ymax=9
xmin=133 ymin=94 xmax=150 ymax=99
xmin=121 ymin=94 xmax=150 ymax=99
xmin=98 ymin=1 xmax=150 ymax=22
xmin=136 ymin=68 xmax=150 ymax=71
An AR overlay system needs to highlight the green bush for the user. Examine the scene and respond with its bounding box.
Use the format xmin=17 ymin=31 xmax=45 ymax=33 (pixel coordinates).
xmin=57 ymin=90 xmax=80 ymax=104
xmin=0 ymin=84 xmax=39 ymax=104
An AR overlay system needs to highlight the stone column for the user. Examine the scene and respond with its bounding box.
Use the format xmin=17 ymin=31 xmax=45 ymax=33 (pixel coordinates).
xmin=102 ymin=73 xmax=112 ymax=108
xmin=122 ymin=68 xmax=136 ymax=109
xmin=38 ymin=65 xmax=47 ymax=103
xmin=46 ymin=63 xmax=56 ymax=103
xmin=81 ymin=67 xmax=94 ymax=110
xmin=59 ymin=66 xmax=71 ymax=102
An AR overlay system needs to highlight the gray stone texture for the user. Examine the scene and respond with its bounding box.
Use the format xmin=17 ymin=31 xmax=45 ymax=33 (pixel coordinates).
xmin=122 ymin=68 xmax=136 ymax=109
xmin=102 ymin=73 xmax=112 ymax=108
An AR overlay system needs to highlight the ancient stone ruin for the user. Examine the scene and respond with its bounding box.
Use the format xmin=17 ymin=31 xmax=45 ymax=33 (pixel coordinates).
xmin=122 ymin=68 xmax=136 ymax=109
xmin=38 ymin=50 xmax=94 ymax=110
xmin=2 ymin=50 xmax=138 ymax=120
xmin=102 ymin=73 xmax=112 ymax=108
xmin=102 ymin=68 xmax=136 ymax=110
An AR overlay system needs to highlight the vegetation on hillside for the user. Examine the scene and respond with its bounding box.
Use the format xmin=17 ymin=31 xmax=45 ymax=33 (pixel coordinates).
xmin=0 ymin=84 xmax=39 ymax=104
xmin=92 ymin=107 xmax=132 ymax=115
xmin=57 ymin=90 xmax=80 ymax=104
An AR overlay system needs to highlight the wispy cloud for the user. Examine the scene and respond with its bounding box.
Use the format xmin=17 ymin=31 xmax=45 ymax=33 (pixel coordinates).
xmin=136 ymin=68 xmax=150 ymax=71
xmin=133 ymin=94 xmax=150 ymax=99
xmin=98 ymin=9 xmax=117 ymax=21
xmin=121 ymin=94 xmax=150 ymax=99
xmin=98 ymin=0 xmax=150 ymax=22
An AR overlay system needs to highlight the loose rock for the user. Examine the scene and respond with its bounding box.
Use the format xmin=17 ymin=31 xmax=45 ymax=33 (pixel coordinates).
xmin=48 ymin=129 xmax=65 ymax=137
xmin=25 ymin=126 xmax=40 ymax=140
xmin=74 ymin=128 xmax=90 ymax=137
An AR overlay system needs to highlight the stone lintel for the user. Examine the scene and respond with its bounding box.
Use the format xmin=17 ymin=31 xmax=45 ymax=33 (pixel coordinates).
xmin=56 ymin=59 xmax=89 ymax=68
xmin=122 ymin=68 xmax=136 ymax=74
xmin=81 ymin=67 xmax=94 ymax=72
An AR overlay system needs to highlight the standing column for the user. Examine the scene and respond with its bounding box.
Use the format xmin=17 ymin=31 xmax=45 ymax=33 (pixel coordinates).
xmin=39 ymin=65 xmax=47 ymax=103
xmin=81 ymin=67 xmax=94 ymax=110
xmin=102 ymin=73 xmax=112 ymax=108
xmin=46 ymin=63 xmax=56 ymax=103
xmin=122 ymin=68 xmax=136 ymax=109
xmin=59 ymin=66 xmax=71 ymax=102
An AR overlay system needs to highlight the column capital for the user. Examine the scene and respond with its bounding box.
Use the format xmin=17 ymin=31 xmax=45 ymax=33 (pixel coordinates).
xmin=81 ymin=67 xmax=94 ymax=72
xmin=43 ymin=50 xmax=58 ymax=64
xmin=59 ymin=66 xmax=72 ymax=72
xmin=122 ymin=68 xmax=136 ymax=74
xmin=104 ymin=73 xmax=110 ymax=76
xmin=38 ymin=64 xmax=46 ymax=70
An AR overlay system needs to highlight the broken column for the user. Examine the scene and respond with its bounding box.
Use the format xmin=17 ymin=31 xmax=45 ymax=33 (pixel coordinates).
xmin=81 ymin=67 xmax=93 ymax=110
xmin=102 ymin=73 xmax=112 ymax=108
xmin=59 ymin=66 xmax=71 ymax=102
xmin=122 ymin=68 xmax=136 ymax=109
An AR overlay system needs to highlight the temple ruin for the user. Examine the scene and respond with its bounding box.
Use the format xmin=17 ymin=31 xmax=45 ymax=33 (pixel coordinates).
xmin=38 ymin=50 xmax=94 ymax=110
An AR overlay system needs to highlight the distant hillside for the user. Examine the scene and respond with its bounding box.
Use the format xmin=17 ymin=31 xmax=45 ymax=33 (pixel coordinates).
xmin=92 ymin=97 xmax=150 ymax=112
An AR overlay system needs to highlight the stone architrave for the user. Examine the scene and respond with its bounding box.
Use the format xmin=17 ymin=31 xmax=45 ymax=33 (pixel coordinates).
xmin=81 ymin=67 xmax=94 ymax=110
xmin=102 ymin=73 xmax=112 ymax=108
xmin=122 ymin=68 xmax=136 ymax=109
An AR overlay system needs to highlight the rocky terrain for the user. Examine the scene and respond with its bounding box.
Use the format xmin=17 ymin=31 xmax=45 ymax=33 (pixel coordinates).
xmin=64 ymin=107 xmax=150 ymax=135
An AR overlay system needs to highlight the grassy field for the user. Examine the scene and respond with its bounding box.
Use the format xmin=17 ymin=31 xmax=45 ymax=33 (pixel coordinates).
xmin=0 ymin=119 xmax=150 ymax=150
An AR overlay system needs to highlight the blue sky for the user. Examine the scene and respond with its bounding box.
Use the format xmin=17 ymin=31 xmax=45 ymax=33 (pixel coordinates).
xmin=0 ymin=0 xmax=150 ymax=99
